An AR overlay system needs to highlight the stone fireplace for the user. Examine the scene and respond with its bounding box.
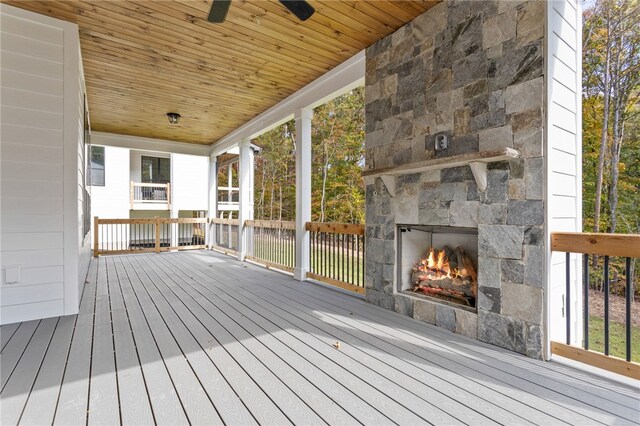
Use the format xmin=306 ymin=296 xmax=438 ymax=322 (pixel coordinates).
xmin=363 ymin=1 xmax=546 ymax=359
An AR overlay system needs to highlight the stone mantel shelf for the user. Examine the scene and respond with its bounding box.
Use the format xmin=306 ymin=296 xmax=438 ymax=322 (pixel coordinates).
xmin=362 ymin=148 xmax=520 ymax=196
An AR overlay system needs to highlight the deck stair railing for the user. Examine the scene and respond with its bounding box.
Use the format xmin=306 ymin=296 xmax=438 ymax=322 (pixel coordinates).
xmin=244 ymin=220 xmax=296 ymax=271
xmin=550 ymin=232 xmax=640 ymax=380
xmin=306 ymin=222 xmax=365 ymax=294
xmin=210 ymin=217 xmax=240 ymax=254
xmin=93 ymin=217 xmax=207 ymax=256
xmin=130 ymin=181 xmax=171 ymax=208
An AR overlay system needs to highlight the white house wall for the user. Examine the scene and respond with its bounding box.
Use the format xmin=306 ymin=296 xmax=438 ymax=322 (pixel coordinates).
xmin=74 ymin=42 xmax=91 ymax=308
xmin=545 ymin=0 xmax=583 ymax=349
xmin=0 ymin=4 xmax=87 ymax=324
xmin=171 ymin=153 xmax=209 ymax=213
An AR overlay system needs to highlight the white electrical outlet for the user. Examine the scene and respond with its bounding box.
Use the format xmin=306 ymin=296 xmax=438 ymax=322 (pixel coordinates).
xmin=4 ymin=265 xmax=21 ymax=284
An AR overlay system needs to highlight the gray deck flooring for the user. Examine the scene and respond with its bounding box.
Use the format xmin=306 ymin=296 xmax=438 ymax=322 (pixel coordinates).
xmin=1 ymin=251 xmax=638 ymax=425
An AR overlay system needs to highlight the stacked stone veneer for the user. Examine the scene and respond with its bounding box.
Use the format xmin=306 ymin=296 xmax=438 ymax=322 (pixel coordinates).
xmin=364 ymin=0 xmax=546 ymax=358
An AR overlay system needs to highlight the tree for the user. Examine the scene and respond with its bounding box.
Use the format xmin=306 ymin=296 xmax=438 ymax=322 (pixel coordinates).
xmin=582 ymin=0 xmax=640 ymax=292
xmin=253 ymin=88 xmax=366 ymax=224
xmin=583 ymin=0 xmax=640 ymax=234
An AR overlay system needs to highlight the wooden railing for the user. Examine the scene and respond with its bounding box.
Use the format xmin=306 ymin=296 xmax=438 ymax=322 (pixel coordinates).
xmin=210 ymin=218 xmax=239 ymax=254
xmin=550 ymin=232 xmax=640 ymax=379
xmin=93 ymin=217 xmax=206 ymax=256
xmin=130 ymin=181 xmax=171 ymax=208
xmin=306 ymin=222 xmax=365 ymax=294
xmin=244 ymin=220 xmax=296 ymax=271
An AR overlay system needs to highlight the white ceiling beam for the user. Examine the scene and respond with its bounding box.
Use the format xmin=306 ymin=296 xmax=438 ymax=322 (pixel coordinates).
xmin=92 ymin=131 xmax=211 ymax=156
xmin=210 ymin=50 xmax=365 ymax=157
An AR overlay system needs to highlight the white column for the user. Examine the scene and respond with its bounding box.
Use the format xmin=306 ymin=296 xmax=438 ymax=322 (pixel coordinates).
xmin=238 ymin=139 xmax=254 ymax=261
xmin=207 ymin=155 xmax=218 ymax=248
xmin=294 ymin=108 xmax=312 ymax=281
xmin=169 ymin=154 xmax=178 ymax=249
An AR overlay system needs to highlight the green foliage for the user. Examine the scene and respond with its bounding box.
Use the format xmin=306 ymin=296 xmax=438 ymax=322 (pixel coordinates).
xmin=588 ymin=316 xmax=640 ymax=362
xmin=582 ymin=0 xmax=640 ymax=294
xmin=253 ymin=88 xmax=365 ymax=224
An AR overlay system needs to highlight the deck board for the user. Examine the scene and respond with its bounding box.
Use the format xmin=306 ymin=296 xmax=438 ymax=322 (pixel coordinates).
xmin=106 ymin=257 xmax=155 ymax=425
xmin=122 ymin=256 xmax=224 ymax=425
xmin=169 ymin=252 xmax=605 ymax=424
xmin=112 ymin=256 xmax=189 ymax=425
xmin=88 ymin=256 xmax=121 ymax=425
xmin=54 ymin=257 xmax=97 ymax=425
xmin=19 ymin=315 xmax=75 ymax=426
xmin=0 ymin=323 xmax=20 ymax=351
xmin=1 ymin=317 xmax=57 ymax=425
xmin=1 ymin=251 xmax=638 ymax=426
xmin=163 ymin=254 xmax=537 ymax=425
xmin=1 ymin=320 xmax=39 ymax=391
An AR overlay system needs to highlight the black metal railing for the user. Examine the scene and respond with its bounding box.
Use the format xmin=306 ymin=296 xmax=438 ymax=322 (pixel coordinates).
xmin=551 ymin=232 xmax=639 ymax=379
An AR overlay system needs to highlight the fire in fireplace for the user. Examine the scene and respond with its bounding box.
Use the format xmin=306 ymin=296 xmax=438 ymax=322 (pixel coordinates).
xmin=397 ymin=225 xmax=478 ymax=310
xmin=411 ymin=246 xmax=477 ymax=307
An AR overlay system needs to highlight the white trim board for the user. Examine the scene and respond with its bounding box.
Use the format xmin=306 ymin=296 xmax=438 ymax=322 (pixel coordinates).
xmin=92 ymin=131 xmax=211 ymax=157
xmin=210 ymin=50 xmax=365 ymax=157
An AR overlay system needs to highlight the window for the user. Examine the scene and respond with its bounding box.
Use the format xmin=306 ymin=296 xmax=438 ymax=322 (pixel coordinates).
xmin=90 ymin=146 xmax=105 ymax=186
xmin=141 ymin=156 xmax=170 ymax=183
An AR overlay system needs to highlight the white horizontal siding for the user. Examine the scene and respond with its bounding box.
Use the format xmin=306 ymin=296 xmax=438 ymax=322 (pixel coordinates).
xmin=1 ymin=141 xmax=63 ymax=163
xmin=0 ymin=266 xmax=64 ymax=287
xmin=1 ymin=232 xmax=63 ymax=251
xmin=549 ymin=125 xmax=577 ymax=155
xmin=0 ymin=69 xmax=63 ymax=96
xmin=1 ymin=160 xmax=64 ymax=181
xmin=546 ymin=0 xmax=582 ymax=349
xmin=0 ymin=282 xmax=64 ymax=306
xmin=1 ymin=87 xmax=64 ymax=112
xmin=0 ymin=31 xmax=64 ymax=61
xmin=1 ymin=197 xmax=64 ymax=216
xmin=0 ymin=4 xmax=71 ymax=324
xmin=0 ymin=13 xmax=64 ymax=44
xmin=1 ymin=50 xmax=64 ymax=79
xmin=0 ymin=300 xmax=64 ymax=324
xmin=1 ymin=124 xmax=63 ymax=147
xmin=0 ymin=178 xmax=63 ymax=199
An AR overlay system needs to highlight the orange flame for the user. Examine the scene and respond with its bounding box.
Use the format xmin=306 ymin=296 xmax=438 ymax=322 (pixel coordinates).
xmin=419 ymin=247 xmax=454 ymax=279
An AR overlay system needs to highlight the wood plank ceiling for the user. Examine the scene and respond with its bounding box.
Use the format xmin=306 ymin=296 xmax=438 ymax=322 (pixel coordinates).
xmin=2 ymin=1 xmax=437 ymax=145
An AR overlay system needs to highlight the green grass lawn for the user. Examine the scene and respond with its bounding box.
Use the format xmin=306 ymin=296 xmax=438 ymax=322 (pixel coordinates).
xmin=250 ymin=237 xmax=364 ymax=286
xmin=588 ymin=316 xmax=640 ymax=362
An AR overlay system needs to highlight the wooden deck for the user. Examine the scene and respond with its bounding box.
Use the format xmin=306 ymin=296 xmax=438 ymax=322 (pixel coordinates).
xmin=1 ymin=251 xmax=638 ymax=425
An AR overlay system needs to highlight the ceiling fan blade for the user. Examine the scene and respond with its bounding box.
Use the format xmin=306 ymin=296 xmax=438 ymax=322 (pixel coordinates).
xmin=208 ymin=0 xmax=231 ymax=23
xmin=279 ymin=0 xmax=315 ymax=21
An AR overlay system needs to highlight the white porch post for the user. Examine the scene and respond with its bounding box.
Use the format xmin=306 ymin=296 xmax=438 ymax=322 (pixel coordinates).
xmin=294 ymin=108 xmax=312 ymax=281
xmin=169 ymin=154 xmax=178 ymax=249
xmin=207 ymin=155 xmax=218 ymax=248
xmin=238 ymin=138 xmax=254 ymax=261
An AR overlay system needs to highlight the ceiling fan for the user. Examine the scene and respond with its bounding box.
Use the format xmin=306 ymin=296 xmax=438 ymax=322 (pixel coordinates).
xmin=207 ymin=0 xmax=315 ymax=23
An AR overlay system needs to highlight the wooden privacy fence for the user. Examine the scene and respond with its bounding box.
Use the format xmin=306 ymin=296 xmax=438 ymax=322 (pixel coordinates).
xmin=550 ymin=232 xmax=640 ymax=379
xmin=210 ymin=217 xmax=240 ymax=254
xmin=306 ymin=222 xmax=365 ymax=294
xmin=93 ymin=217 xmax=206 ymax=256
xmin=245 ymin=220 xmax=296 ymax=272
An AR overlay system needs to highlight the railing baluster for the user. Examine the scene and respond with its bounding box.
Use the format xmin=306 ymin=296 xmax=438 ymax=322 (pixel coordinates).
xmin=565 ymin=252 xmax=571 ymax=345
xmin=625 ymin=257 xmax=632 ymax=362
xmin=604 ymin=255 xmax=610 ymax=356
xmin=584 ymin=253 xmax=589 ymax=351
xmin=342 ymin=233 xmax=345 ymax=283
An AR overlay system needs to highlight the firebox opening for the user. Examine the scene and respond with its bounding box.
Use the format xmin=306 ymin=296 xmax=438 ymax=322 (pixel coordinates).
xmin=397 ymin=225 xmax=478 ymax=311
